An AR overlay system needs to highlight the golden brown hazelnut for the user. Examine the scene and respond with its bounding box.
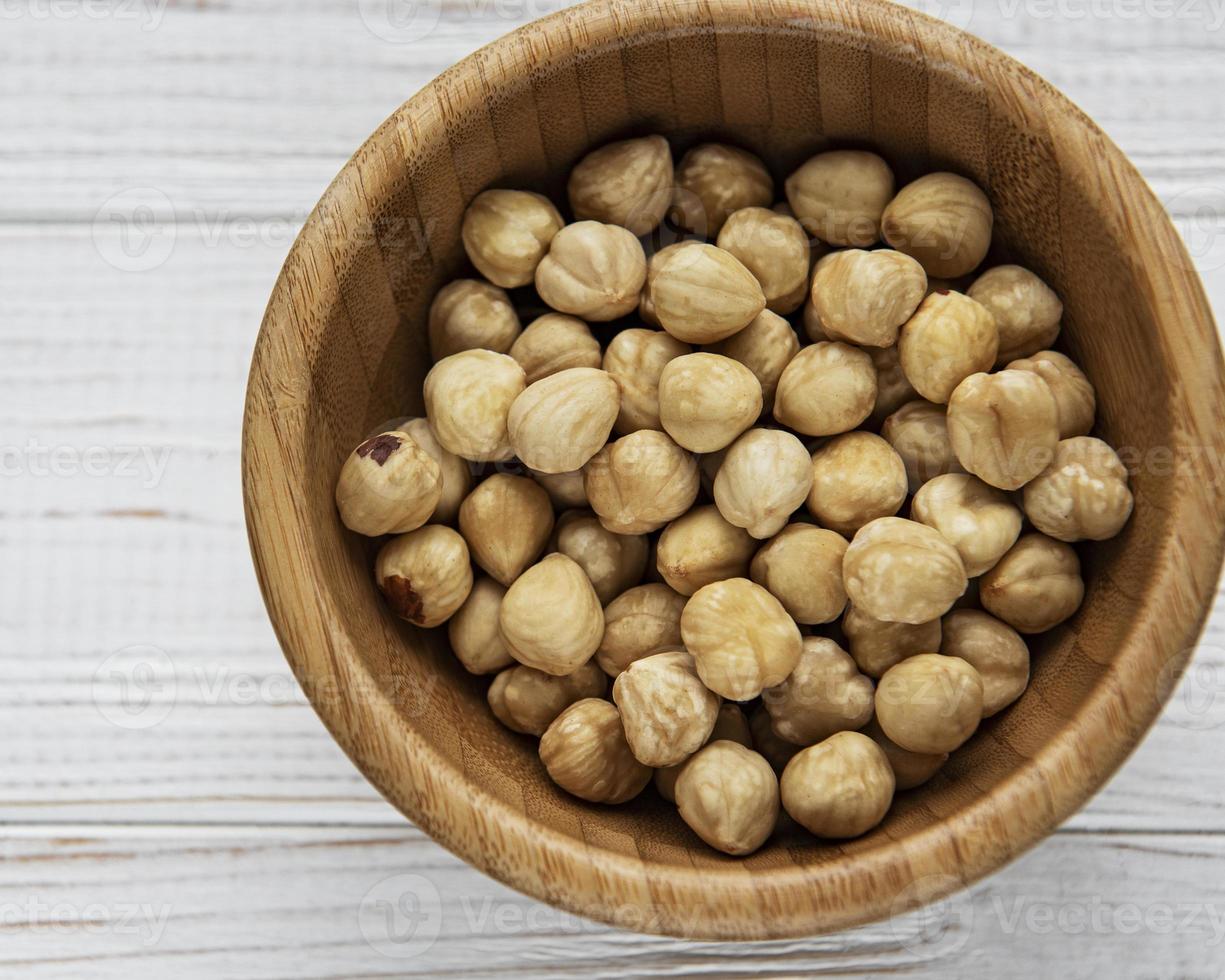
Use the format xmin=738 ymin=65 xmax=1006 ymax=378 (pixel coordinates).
xmin=567 ymin=135 xmax=674 ymax=235
xmin=784 ymin=149 xmax=895 ymax=247
xmin=648 ymin=243 xmax=766 ymax=343
xmin=875 ymin=653 xmax=984 ymax=754
xmin=656 ymin=504 xmax=757 ymax=596
xmin=980 ymin=533 xmax=1084 ymax=634
xmin=583 ymin=429 xmax=700 ymax=534
xmin=763 ymin=637 xmax=874 ymax=746
xmin=706 ymin=310 xmax=800 ymax=411
xmin=809 ymin=248 xmax=927 ymax=347
xmin=448 ymin=576 xmax=515 ymax=675
xmin=807 ymin=432 xmax=908 ymax=535
xmin=424 ymin=349 xmax=525 ymax=462
xmin=781 ymin=731 xmax=895 ymax=838
xmin=427 ymin=279 xmax=522 ymax=360
xmin=940 ymin=609 xmax=1030 ymax=717
xmin=1006 ymin=350 xmax=1096 ymax=438
xmin=654 ymin=703 xmax=753 ymax=803
xmin=460 ymin=189 xmax=564 ymax=288
xmin=843 ymin=517 xmax=968 ymax=625
xmin=680 ymin=578 xmax=803 ymax=700
xmin=881 ymin=172 xmax=994 ymax=278
xmin=398 ymin=418 xmax=472 ymax=524
xmin=499 ymin=554 xmax=604 ymax=675
xmin=946 ymin=369 xmax=1060 ymax=490
xmin=911 ymin=473 xmax=1023 ymax=576
xmin=597 ymin=583 xmax=687 ymax=677
xmin=802 ymin=296 xmax=830 ymax=343
xmin=539 ymin=699 xmax=651 ymax=804
xmin=487 ymin=661 xmax=607 ymax=736
xmin=507 ymin=367 xmax=620 ymax=473
xmin=375 ymin=525 xmax=473 ymax=628
xmin=508 ymin=313 xmax=602 ymax=385
xmin=750 ymin=705 xmax=801 ymax=772
xmin=458 ymin=473 xmax=554 ymax=586
xmin=676 ymin=741 xmax=780 ymax=856
xmin=842 ymin=604 xmax=942 ymax=679
xmin=535 ymin=220 xmax=646 ymax=321
xmin=869 ymin=344 xmax=918 ymax=425
xmin=602 ymin=327 xmax=692 ymax=435
xmin=773 ymin=341 xmax=878 ymax=436
xmin=638 ymin=242 xmax=685 ymax=327
xmin=881 ymin=399 xmax=964 ymax=492
xmin=968 ymin=264 xmax=1063 ymax=364
xmin=613 ymin=649 xmax=721 ymax=767
xmin=715 ymin=207 xmax=810 ymax=313
xmin=552 ymin=510 xmax=649 ymax=604
xmin=898 ymin=290 xmax=999 ymax=404
xmin=713 ymin=428 xmax=813 ymax=539
xmin=530 ymin=468 xmax=587 ymax=510
xmin=750 ymin=524 xmax=848 ymax=625
xmin=862 ymin=717 xmax=947 ymax=790
xmin=1022 ymin=437 xmax=1133 ymax=542
xmin=673 ymin=143 xmax=773 ymax=236
xmin=658 ymin=352 xmax=763 ymax=452
xmin=335 ymin=431 xmax=442 ymax=537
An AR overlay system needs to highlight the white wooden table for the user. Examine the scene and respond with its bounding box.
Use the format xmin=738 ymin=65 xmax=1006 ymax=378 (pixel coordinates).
xmin=4 ymin=1 xmax=1225 ymax=975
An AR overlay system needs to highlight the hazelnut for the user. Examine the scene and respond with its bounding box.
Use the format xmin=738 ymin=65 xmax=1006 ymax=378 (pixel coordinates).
xmin=940 ymin=609 xmax=1030 ymax=717
xmin=842 ymin=604 xmax=942 ymax=679
xmin=427 ymin=279 xmax=522 ymax=360
xmin=530 ymin=468 xmax=587 ymax=510
xmin=749 ymin=524 xmax=848 ymax=625
xmin=809 ymin=249 xmax=927 ymax=347
xmin=335 ymin=430 xmax=442 ymax=537
xmin=807 ymin=432 xmax=908 ymax=535
xmin=552 ymin=510 xmax=649 ymax=604
xmin=507 ymin=367 xmax=621 ymax=473
xmin=980 ymin=533 xmax=1085 ymax=634
xmin=460 ymin=189 xmax=564 ymax=288
xmin=843 ymin=517 xmax=968 ymax=625
xmin=539 ymin=699 xmax=651 ymax=804
xmin=784 ymin=149 xmax=894 ymax=247
xmin=508 ymin=313 xmax=602 ymax=384
xmin=398 ymin=418 xmax=472 ymax=524
xmin=675 ymin=741 xmax=780 ymax=856
xmin=750 ymin=705 xmax=801 ymax=772
xmin=424 ymin=349 xmax=525 ymax=462
xmin=488 ymin=661 xmax=607 ymax=736
xmin=869 ymin=344 xmax=918 ymax=425
xmin=448 ymin=576 xmax=515 ymax=675
xmin=946 ymin=369 xmax=1060 ymax=490
xmin=613 ymin=649 xmax=720 ymax=767
xmin=1007 ymin=350 xmax=1096 ymax=438
xmin=802 ymin=296 xmax=830 ymax=343
xmin=881 ymin=399 xmax=964 ymax=492
xmin=654 ymin=703 xmax=752 ymax=803
xmin=713 ymin=428 xmax=813 ymax=539
xmin=780 ymin=731 xmax=895 ymax=838
xmin=706 ymin=310 xmax=800 ymax=410
xmin=638 ymin=242 xmax=684 ymax=328
xmin=658 ymin=352 xmax=763 ymax=452
xmin=1023 ymin=437 xmax=1133 ymax=542
xmin=968 ymin=264 xmax=1063 ymax=364
xmin=535 ymin=221 xmax=646 ymax=321
xmin=875 ymin=653 xmax=984 ymax=754
xmin=898 ymin=290 xmax=999 ymax=403
xmin=881 ymin=172 xmax=993 ymax=278
xmin=499 ymin=554 xmax=604 ymax=675
xmin=680 ymin=578 xmax=803 ymax=700
xmin=773 ymin=341 xmax=878 ymax=436
xmin=583 ymin=429 xmax=700 ymax=534
xmin=715 ymin=207 xmax=810 ymax=313
xmin=567 ymin=135 xmax=673 ymax=235
xmin=375 ymin=525 xmax=473 ymax=628
xmin=603 ymin=327 xmax=692 ymax=435
xmin=911 ymin=473 xmax=1023 ymax=576
xmin=458 ymin=474 xmax=554 ymax=586
xmin=656 ymin=504 xmax=757 ymax=596
xmin=673 ymin=143 xmax=773 ymax=236
xmin=862 ymin=717 xmax=947 ymax=790
xmin=763 ymin=637 xmax=874 ymax=746
xmin=648 ymin=243 xmax=766 ymax=343
xmin=597 ymin=582 xmax=686 ymax=677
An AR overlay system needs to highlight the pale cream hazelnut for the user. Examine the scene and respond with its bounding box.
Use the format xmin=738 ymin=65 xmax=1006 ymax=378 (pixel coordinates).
xmin=869 ymin=344 xmax=918 ymax=425
xmin=458 ymin=474 xmax=554 ymax=586
xmin=603 ymin=327 xmax=692 ymax=435
xmin=539 ymin=699 xmax=651 ymax=804
xmin=881 ymin=399 xmax=964 ymax=492
xmin=1007 ymin=350 xmax=1096 ymax=438
xmin=375 ymin=525 xmax=473 ymax=628
xmin=613 ymin=649 xmax=720 ymax=767
xmin=898 ymin=290 xmax=999 ymax=404
xmin=499 ymin=553 xmax=604 ymax=674
xmin=875 ymin=653 xmax=984 ymax=754
xmin=335 ymin=431 xmax=442 ymax=537
xmin=784 ymin=149 xmax=895 ymax=247
xmin=773 ymin=341 xmax=878 ymax=436
xmin=715 ymin=207 xmax=809 ymax=313
xmin=750 ymin=524 xmax=848 ymax=625
xmin=648 ymin=243 xmax=766 ymax=343
xmin=530 ymin=468 xmax=588 ymax=510
xmin=881 ymin=172 xmax=994 ymax=278
xmin=680 ymin=578 xmax=803 ymax=700
xmin=508 ymin=313 xmax=602 ymax=385
xmin=946 ymin=369 xmax=1060 ymax=490
xmin=597 ymin=583 xmax=686 ymax=677
xmin=807 ymin=432 xmax=907 ymax=535
xmin=763 ymin=638 xmax=874 ymax=746
xmin=843 ymin=517 xmax=967 ymax=625
xmin=427 ymin=279 xmax=522 ymax=360
xmin=673 ymin=143 xmax=773 ymax=236
xmin=1023 ymin=437 xmax=1133 ymax=542
xmin=968 ymin=264 xmax=1063 ymax=364
xmin=424 ymin=349 xmax=525 ymax=462
xmin=675 ymin=741 xmax=780 ymax=856
xmin=862 ymin=717 xmax=947 ymax=790
xmin=654 ymin=703 xmax=752 ymax=803
xmin=809 ymin=249 xmax=927 ymax=347
xmin=583 ymin=429 xmax=700 ymax=534
xmin=842 ymin=605 xmax=942 ymax=679
xmin=535 ymin=221 xmax=646 ymax=321
xmin=911 ymin=473 xmax=1023 ymax=576
xmin=567 ymin=135 xmax=674 ymax=235
xmin=658 ymin=352 xmax=763 ymax=452
xmin=706 ymin=310 xmax=800 ymax=410
xmin=447 ymin=576 xmax=515 ymax=675
xmin=781 ymin=731 xmax=895 ymax=838
xmin=656 ymin=504 xmax=757 ymax=596
xmin=940 ymin=609 xmax=1030 ymax=717
xmin=398 ymin=418 xmax=472 ymax=524
xmin=981 ymin=533 xmax=1084 ymax=633
xmin=802 ymin=294 xmax=830 ymax=342
xmin=713 ymin=428 xmax=813 ymax=539
xmin=638 ymin=242 xmax=685 ymax=327
xmin=507 ymin=367 xmax=620 ymax=473
xmin=488 ymin=661 xmax=607 ymax=737
xmin=750 ymin=705 xmax=801 ymax=772
xmin=552 ymin=510 xmax=648 ymax=604
xmin=460 ymin=189 xmax=564 ymax=288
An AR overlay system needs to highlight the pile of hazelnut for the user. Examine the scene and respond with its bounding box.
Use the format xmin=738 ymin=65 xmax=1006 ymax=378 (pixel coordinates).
xmin=334 ymin=136 xmax=1134 ymax=856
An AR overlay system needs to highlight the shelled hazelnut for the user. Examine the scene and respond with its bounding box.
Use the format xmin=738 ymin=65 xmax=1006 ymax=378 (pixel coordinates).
xmin=809 ymin=248 xmax=927 ymax=347
xmin=880 ymin=399 xmax=964 ymax=492
xmin=716 ymin=206 xmax=810 ymax=313
xmin=968 ymin=264 xmax=1063 ymax=364
xmin=713 ymin=428 xmax=813 ymax=539
xmin=1022 ymin=437 xmax=1133 ymax=542
xmin=488 ymin=661 xmax=607 ymax=737
xmin=658 ymin=352 xmax=763 ymax=452
xmin=427 ymin=279 xmax=522 ymax=360
xmin=603 ymin=327 xmax=691 ymax=435
xmin=552 ymin=510 xmax=649 ymax=604
xmin=940 ymin=609 xmax=1030 ymax=717
xmin=773 ymin=341 xmax=877 ymax=436
xmin=980 ymin=533 xmax=1085 ymax=633
xmin=807 ymin=432 xmax=908 ymax=535
xmin=499 ymin=554 xmax=604 ymax=675
xmin=785 ymin=149 xmax=895 ymax=247
xmin=875 ymin=654 xmax=984 ymax=754
xmin=613 ymin=649 xmax=720 ymax=767
xmin=862 ymin=717 xmax=947 ymax=791
xmin=676 ymin=741 xmax=780 ymax=856
xmin=567 ymin=135 xmax=674 ymax=235
xmin=898 ymin=290 xmax=999 ymax=404
xmin=656 ymin=505 xmax=757 ymax=596
xmin=448 ymin=576 xmax=515 ymax=675
xmin=424 ymin=349 xmax=525 ymax=462
xmin=583 ymin=429 xmax=700 ymax=534
xmin=508 ymin=313 xmax=602 ymax=385
xmin=458 ymin=474 xmax=554 ymax=586
xmin=706 ymin=310 xmax=800 ymax=410
xmin=750 ymin=524 xmax=848 ymax=625
xmin=781 ymin=732 xmax=895 ymax=838
xmin=508 ymin=367 xmax=620 ymax=473
xmin=882 ymin=172 xmax=993 ymax=278
xmin=673 ymin=143 xmax=773 ymax=236
xmin=461 ymin=190 xmax=564 ymax=288
xmin=762 ymin=637 xmax=874 ymax=746
xmin=539 ymin=699 xmax=651 ymax=804
xmin=335 ymin=430 xmax=442 ymax=537
xmin=535 ymin=220 xmax=646 ymax=321
xmin=842 ymin=604 xmax=942 ymax=679
xmin=374 ymin=525 xmax=473 ymax=628
xmin=946 ymin=369 xmax=1060 ymax=490
xmin=1007 ymin=350 xmax=1096 ymax=439
xmin=843 ymin=517 xmax=968 ymax=625
xmin=597 ymin=583 xmax=687 ymax=677
xmin=647 ymin=243 xmax=766 ymax=343
xmin=911 ymin=473 xmax=1022 ymax=576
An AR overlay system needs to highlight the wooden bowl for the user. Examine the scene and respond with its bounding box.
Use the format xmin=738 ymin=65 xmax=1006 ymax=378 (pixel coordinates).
xmin=242 ymin=0 xmax=1225 ymax=940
